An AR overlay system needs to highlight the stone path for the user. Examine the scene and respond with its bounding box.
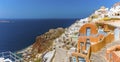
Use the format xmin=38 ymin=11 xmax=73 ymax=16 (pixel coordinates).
xmin=53 ymin=47 xmax=67 ymax=62
xmin=90 ymin=40 xmax=120 ymax=62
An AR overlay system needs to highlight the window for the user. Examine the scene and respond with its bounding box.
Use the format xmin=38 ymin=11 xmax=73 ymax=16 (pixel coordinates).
xmin=72 ymin=57 xmax=76 ymax=62
xmin=78 ymin=57 xmax=86 ymax=62
xmin=119 ymin=30 xmax=120 ymax=38
xmin=86 ymin=27 xmax=91 ymax=36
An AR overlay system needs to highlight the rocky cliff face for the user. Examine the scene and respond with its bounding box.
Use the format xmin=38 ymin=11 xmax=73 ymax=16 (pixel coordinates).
xmin=32 ymin=28 xmax=65 ymax=53
xmin=21 ymin=28 xmax=65 ymax=62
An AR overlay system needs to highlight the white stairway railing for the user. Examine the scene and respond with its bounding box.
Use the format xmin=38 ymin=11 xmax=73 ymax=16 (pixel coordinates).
xmin=0 ymin=51 xmax=23 ymax=62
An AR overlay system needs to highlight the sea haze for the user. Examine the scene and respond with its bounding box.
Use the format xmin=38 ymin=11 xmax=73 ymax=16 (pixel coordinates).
xmin=0 ymin=19 xmax=76 ymax=52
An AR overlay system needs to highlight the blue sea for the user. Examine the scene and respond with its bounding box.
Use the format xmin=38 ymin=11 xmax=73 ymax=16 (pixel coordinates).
xmin=0 ymin=19 xmax=77 ymax=52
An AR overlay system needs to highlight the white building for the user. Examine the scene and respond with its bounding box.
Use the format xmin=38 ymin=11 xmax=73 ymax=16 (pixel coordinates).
xmin=95 ymin=6 xmax=109 ymax=18
xmin=108 ymin=3 xmax=120 ymax=18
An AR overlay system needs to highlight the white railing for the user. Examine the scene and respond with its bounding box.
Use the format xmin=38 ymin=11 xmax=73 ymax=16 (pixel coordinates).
xmin=0 ymin=51 xmax=23 ymax=62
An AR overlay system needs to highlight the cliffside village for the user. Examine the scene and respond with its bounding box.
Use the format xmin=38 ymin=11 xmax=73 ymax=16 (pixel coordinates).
xmin=1 ymin=2 xmax=120 ymax=62
xmin=51 ymin=2 xmax=120 ymax=62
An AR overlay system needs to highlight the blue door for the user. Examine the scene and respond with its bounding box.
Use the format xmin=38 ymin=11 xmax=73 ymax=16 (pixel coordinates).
xmin=86 ymin=27 xmax=91 ymax=36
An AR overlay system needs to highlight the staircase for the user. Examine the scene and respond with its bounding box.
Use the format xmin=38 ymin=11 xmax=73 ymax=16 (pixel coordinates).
xmin=90 ymin=40 xmax=120 ymax=62
xmin=0 ymin=51 xmax=23 ymax=62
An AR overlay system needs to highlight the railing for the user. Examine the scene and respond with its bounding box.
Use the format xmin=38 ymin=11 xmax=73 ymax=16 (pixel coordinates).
xmin=0 ymin=51 xmax=23 ymax=62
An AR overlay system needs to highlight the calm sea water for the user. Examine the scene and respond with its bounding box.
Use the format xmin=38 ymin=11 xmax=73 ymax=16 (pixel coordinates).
xmin=0 ymin=19 xmax=77 ymax=52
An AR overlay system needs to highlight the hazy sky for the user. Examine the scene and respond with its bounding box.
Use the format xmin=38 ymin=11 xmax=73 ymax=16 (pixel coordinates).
xmin=0 ymin=0 xmax=119 ymax=19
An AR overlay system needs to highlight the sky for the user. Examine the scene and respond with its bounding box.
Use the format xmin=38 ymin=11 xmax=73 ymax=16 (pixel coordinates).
xmin=0 ymin=0 xmax=120 ymax=19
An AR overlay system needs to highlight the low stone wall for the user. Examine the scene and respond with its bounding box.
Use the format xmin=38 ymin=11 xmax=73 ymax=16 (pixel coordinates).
xmin=90 ymin=32 xmax=114 ymax=53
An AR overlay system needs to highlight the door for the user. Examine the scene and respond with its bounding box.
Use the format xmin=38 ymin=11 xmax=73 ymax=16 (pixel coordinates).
xmin=86 ymin=39 xmax=90 ymax=52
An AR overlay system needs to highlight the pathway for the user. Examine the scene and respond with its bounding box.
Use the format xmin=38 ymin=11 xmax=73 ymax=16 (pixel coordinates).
xmin=53 ymin=47 xmax=68 ymax=62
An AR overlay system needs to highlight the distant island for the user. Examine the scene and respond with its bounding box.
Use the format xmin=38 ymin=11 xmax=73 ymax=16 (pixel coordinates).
xmin=0 ymin=20 xmax=10 ymax=23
